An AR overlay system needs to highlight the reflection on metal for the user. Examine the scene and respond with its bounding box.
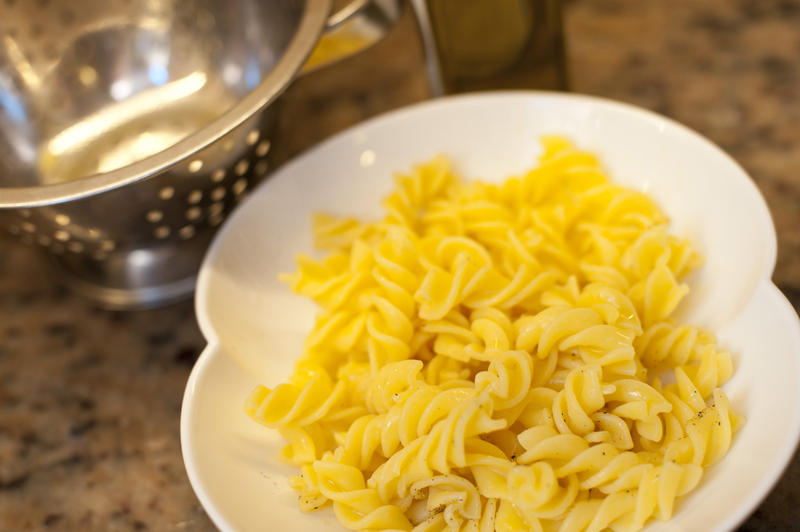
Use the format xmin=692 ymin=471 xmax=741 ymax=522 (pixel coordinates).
xmin=0 ymin=0 xmax=400 ymax=308
xmin=48 ymin=71 xmax=207 ymax=158
xmin=2 ymin=35 xmax=41 ymax=90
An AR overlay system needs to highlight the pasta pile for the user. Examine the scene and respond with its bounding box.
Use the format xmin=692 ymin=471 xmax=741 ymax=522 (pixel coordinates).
xmin=245 ymin=137 xmax=742 ymax=532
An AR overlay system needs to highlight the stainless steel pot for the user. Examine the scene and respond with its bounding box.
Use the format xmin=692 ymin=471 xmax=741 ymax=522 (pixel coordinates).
xmin=0 ymin=0 xmax=401 ymax=308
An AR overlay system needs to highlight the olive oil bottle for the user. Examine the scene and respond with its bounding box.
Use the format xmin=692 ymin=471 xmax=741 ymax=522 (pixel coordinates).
xmin=414 ymin=0 xmax=567 ymax=94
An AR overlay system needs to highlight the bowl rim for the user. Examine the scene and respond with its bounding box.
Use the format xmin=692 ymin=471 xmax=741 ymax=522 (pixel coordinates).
xmin=194 ymin=90 xmax=778 ymax=341
xmin=183 ymin=91 xmax=799 ymax=532
xmin=0 ymin=0 xmax=332 ymax=209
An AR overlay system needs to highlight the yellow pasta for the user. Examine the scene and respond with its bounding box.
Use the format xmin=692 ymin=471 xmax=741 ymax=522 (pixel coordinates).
xmin=245 ymin=137 xmax=742 ymax=531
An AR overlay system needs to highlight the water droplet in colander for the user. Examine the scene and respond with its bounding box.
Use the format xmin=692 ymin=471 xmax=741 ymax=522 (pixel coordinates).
xmin=55 ymin=214 xmax=70 ymax=226
xmin=78 ymin=66 xmax=98 ymax=87
xmin=222 ymin=64 xmax=242 ymax=85
xmin=54 ymin=230 xmax=70 ymax=242
xmin=154 ymin=226 xmax=171 ymax=239
xmin=208 ymin=202 xmax=224 ymax=216
xmin=100 ymin=240 xmax=116 ymax=252
xmin=21 ymin=222 xmax=36 ymax=233
xmin=146 ymin=210 xmax=164 ymax=223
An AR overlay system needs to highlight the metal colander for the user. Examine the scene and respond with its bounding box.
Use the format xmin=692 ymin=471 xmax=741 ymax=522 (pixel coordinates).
xmin=0 ymin=0 xmax=400 ymax=308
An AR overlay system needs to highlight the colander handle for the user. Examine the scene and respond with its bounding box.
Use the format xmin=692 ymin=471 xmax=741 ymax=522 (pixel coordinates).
xmin=300 ymin=0 xmax=403 ymax=74
xmin=326 ymin=0 xmax=374 ymax=28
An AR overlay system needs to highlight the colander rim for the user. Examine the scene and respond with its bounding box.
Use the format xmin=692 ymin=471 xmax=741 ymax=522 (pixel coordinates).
xmin=0 ymin=0 xmax=332 ymax=209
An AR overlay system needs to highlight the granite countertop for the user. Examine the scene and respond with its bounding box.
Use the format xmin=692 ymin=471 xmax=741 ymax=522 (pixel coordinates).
xmin=2 ymin=1 xmax=799 ymax=530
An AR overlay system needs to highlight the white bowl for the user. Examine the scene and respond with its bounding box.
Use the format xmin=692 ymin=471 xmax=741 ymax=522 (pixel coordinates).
xmin=180 ymin=92 xmax=800 ymax=532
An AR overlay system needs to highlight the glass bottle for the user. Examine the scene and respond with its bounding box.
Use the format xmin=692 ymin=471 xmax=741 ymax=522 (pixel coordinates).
xmin=413 ymin=0 xmax=567 ymax=95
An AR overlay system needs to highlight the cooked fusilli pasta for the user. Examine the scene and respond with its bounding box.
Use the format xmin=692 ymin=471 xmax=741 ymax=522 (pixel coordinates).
xmin=245 ymin=137 xmax=742 ymax=531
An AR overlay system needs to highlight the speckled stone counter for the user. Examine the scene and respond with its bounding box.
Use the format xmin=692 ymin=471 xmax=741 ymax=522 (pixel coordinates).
xmin=2 ymin=1 xmax=799 ymax=530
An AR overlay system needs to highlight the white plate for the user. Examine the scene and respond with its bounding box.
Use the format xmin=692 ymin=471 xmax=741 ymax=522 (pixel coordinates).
xmin=181 ymin=92 xmax=800 ymax=532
